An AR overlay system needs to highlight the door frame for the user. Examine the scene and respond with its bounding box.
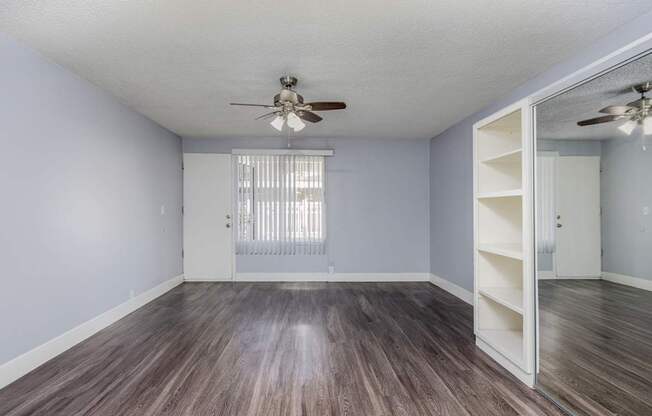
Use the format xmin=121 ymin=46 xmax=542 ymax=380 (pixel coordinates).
xmin=529 ymin=33 xmax=652 ymax=396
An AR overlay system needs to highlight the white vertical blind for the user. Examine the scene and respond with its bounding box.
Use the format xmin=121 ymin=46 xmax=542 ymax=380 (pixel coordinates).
xmin=537 ymin=153 xmax=557 ymax=253
xmin=235 ymin=154 xmax=326 ymax=255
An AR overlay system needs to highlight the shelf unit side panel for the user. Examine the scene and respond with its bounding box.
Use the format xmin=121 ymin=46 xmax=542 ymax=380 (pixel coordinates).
xmin=520 ymin=103 xmax=536 ymax=374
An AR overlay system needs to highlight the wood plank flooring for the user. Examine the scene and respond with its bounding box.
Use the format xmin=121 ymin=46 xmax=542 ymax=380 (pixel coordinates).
xmin=537 ymin=280 xmax=652 ymax=416
xmin=0 ymin=282 xmax=563 ymax=416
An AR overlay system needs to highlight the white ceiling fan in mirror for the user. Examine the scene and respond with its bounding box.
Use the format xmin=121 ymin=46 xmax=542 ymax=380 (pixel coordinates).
xmin=577 ymin=81 xmax=652 ymax=136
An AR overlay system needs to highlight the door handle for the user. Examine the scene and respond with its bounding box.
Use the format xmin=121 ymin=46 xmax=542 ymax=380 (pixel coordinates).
xmin=226 ymin=223 xmax=231 ymax=228
xmin=557 ymin=223 xmax=562 ymax=228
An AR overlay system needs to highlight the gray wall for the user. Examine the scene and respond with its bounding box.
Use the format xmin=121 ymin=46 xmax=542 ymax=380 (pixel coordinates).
xmin=601 ymin=137 xmax=652 ymax=280
xmin=429 ymin=122 xmax=473 ymax=289
xmin=538 ymin=139 xmax=602 ymax=157
xmin=184 ymin=137 xmax=430 ymax=273
xmin=0 ymin=34 xmax=183 ymax=366
xmin=428 ymin=9 xmax=652 ymax=291
xmin=537 ymin=139 xmax=602 ymax=271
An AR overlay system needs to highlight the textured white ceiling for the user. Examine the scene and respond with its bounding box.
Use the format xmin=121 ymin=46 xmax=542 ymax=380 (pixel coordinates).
xmin=1 ymin=1 xmax=652 ymax=140
xmin=538 ymin=51 xmax=652 ymax=141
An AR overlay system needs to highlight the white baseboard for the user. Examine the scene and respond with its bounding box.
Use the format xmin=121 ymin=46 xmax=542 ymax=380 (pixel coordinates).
xmin=429 ymin=273 xmax=474 ymax=305
xmin=0 ymin=274 xmax=184 ymax=390
xmin=602 ymin=272 xmax=652 ymax=292
xmin=555 ymin=275 xmax=601 ymax=280
xmin=235 ymin=272 xmax=430 ymax=282
xmin=184 ymin=277 xmax=232 ymax=282
xmin=537 ymin=270 xmax=556 ymax=280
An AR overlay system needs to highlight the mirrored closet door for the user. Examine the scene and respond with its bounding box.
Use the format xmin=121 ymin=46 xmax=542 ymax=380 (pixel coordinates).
xmin=535 ymin=51 xmax=652 ymax=416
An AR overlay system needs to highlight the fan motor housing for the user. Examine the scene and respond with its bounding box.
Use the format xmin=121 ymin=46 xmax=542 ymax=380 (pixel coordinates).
xmin=274 ymin=89 xmax=303 ymax=106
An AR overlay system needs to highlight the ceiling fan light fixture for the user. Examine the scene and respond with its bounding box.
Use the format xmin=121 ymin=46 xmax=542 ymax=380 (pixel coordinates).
xmin=286 ymin=112 xmax=305 ymax=131
xmin=644 ymin=116 xmax=652 ymax=136
xmin=292 ymin=119 xmax=306 ymax=132
xmin=270 ymin=115 xmax=284 ymax=131
xmin=618 ymin=119 xmax=637 ymax=135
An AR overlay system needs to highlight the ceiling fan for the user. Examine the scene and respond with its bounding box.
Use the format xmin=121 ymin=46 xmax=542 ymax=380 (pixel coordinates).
xmin=577 ymin=81 xmax=652 ymax=135
xmin=230 ymin=76 xmax=347 ymax=132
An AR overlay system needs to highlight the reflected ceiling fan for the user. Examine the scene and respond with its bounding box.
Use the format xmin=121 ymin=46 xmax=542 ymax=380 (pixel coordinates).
xmin=230 ymin=76 xmax=346 ymax=132
xmin=577 ymin=81 xmax=652 ymax=135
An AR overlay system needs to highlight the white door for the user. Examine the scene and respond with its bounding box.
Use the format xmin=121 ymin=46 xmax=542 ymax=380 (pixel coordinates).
xmin=556 ymin=156 xmax=601 ymax=278
xmin=183 ymin=153 xmax=233 ymax=281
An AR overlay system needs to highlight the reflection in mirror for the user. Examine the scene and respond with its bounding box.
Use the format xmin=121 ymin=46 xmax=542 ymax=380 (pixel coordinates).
xmin=535 ymin=51 xmax=652 ymax=416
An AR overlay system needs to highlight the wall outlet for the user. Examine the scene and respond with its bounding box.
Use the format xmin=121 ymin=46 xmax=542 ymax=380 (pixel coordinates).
xmin=160 ymin=205 xmax=166 ymax=215
xmin=643 ymin=206 xmax=649 ymax=216
xmin=328 ymin=265 xmax=335 ymax=274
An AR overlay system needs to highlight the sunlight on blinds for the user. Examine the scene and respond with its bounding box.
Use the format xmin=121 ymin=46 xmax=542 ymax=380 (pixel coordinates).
xmin=235 ymin=154 xmax=326 ymax=255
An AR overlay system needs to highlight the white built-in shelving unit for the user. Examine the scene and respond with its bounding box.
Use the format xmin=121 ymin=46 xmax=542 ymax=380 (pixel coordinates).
xmin=473 ymin=99 xmax=535 ymax=386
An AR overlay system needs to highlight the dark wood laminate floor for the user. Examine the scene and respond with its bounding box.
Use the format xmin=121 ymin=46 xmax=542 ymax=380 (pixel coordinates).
xmin=538 ymin=280 xmax=652 ymax=416
xmin=0 ymin=282 xmax=562 ymax=416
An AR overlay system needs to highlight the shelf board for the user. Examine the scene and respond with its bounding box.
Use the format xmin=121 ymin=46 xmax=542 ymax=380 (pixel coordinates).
xmin=476 ymin=189 xmax=522 ymax=199
xmin=478 ymin=243 xmax=523 ymax=260
xmin=481 ymin=148 xmax=522 ymax=164
xmin=476 ymin=329 xmax=524 ymax=367
xmin=479 ymin=287 xmax=523 ymax=314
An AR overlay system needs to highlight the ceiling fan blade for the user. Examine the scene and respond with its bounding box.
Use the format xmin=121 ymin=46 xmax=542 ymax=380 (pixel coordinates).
xmin=230 ymin=103 xmax=276 ymax=108
xmin=306 ymin=102 xmax=347 ymax=111
xmin=255 ymin=112 xmax=278 ymax=120
xmin=599 ymin=105 xmax=634 ymax=115
xmin=577 ymin=115 xmax=624 ymax=126
xmin=298 ymin=111 xmax=322 ymax=123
